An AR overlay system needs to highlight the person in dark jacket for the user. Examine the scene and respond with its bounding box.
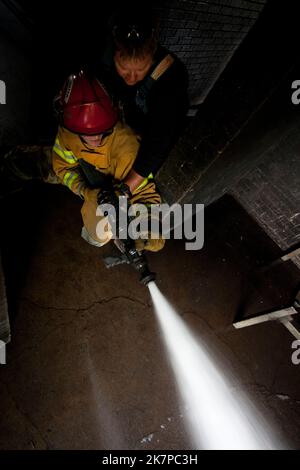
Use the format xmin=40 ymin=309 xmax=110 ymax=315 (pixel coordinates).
xmin=96 ymin=6 xmax=189 ymax=193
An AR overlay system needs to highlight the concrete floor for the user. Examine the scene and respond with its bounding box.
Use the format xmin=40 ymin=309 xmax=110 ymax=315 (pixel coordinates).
xmin=0 ymin=183 xmax=300 ymax=450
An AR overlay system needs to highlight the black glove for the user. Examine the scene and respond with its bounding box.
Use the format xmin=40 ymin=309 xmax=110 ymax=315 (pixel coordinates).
xmin=113 ymin=181 xmax=132 ymax=199
xmin=97 ymin=182 xmax=132 ymax=207
xmin=97 ymin=187 xmax=116 ymax=206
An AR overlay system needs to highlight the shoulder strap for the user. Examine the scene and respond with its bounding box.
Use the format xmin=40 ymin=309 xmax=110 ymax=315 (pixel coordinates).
xmin=150 ymin=54 xmax=175 ymax=81
xmin=134 ymin=54 xmax=175 ymax=114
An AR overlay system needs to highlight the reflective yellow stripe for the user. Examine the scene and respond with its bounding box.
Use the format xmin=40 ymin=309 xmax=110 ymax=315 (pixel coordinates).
xmin=53 ymin=137 xmax=77 ymax=164
xmin=137 ymin=173 xmax=154 ymax=191
xmin=55 ymin=137 xmax=75 ymax=157
xmin=63 ymin=171 xmax=80 ymax=190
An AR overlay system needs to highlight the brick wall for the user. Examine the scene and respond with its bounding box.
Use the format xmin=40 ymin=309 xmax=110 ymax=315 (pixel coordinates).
xmin=156 ymin=0 xmax=293 ymax=205
xmin=155 ymin=0 xmax=266 ymax=101
xmin=156 ymin=2 xmax=300 ymax=269
xmin=230 ymin=123 xmax=300 ymax=269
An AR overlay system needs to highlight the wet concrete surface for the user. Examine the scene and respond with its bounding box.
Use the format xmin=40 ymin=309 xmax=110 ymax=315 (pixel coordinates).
xmin=0 ymin=183 xmax=299 ymax=450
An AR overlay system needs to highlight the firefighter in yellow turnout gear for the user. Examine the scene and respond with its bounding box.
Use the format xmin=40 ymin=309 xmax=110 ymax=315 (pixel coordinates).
xmin=52 ymin=72 xmax=164 ymax=252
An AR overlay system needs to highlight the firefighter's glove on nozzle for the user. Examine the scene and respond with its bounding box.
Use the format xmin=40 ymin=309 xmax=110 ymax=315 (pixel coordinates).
xmin=96 ymin=182 xmax=132 ymax=207
xmin=113 ymin=181 xmax=132 ymax=199
xmin=97 ymin=188 xmax=116 ymax=206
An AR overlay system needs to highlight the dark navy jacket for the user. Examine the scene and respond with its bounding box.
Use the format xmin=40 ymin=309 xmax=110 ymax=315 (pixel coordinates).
xmin=96 ymin=44 xmax=189 ymax=178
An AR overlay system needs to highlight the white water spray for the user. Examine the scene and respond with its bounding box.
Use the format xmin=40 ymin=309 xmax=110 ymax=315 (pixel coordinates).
xmin=148 ymin=282 xmax=282 ymax=450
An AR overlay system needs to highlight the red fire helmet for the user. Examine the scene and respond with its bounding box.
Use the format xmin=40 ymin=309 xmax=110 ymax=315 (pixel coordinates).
xmin=59 ymin=71 xmax=118 ymax=135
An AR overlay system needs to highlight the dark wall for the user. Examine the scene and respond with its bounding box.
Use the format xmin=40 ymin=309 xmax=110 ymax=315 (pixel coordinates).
xmin=230 ymin=80 xmax=300 ymax=268
xmin=156 ymin=0 xmax=266 ymax=102
xmin=156 ymin=1 xmax=300 ymax=267
xmin=0 ymin=1 xmax=32 ymax=147
xmin=1 ymin=0 xmax=266 ymax=142
xmin=1 ymin=1 xmax=299 ymax=268
xmin=157 ymin=1 xmax=300 ymax=201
